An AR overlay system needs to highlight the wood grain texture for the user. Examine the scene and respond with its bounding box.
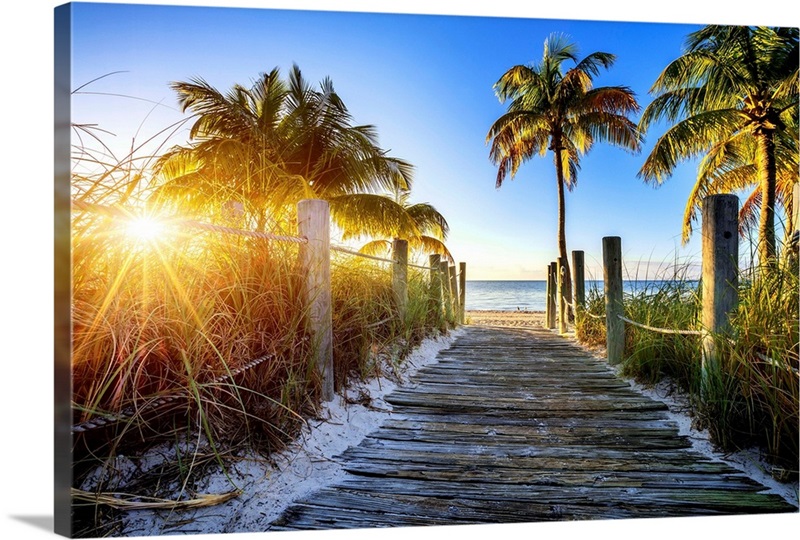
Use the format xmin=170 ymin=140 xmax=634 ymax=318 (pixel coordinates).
xmin=271 ymin=325 xmax=796 ymax=531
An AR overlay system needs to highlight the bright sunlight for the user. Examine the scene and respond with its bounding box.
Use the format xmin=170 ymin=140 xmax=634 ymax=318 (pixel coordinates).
xmin=124 ymin=215 xmax=166 ymax=244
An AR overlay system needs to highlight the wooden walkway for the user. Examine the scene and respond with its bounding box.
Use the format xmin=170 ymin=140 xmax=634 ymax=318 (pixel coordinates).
xmin=272 ymin=325 xmax=796 ymax=530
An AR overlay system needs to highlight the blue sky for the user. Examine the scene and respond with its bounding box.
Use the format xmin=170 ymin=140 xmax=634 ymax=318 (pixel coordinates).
xmin=65 ymin=2 xmax=797 ymax=281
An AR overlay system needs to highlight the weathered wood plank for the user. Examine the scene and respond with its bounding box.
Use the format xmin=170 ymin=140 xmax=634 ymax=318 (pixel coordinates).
xmin=337 ymin=449 xmax=733 ymax=474
xmin=385 ymin=393 xmax=670 ymax=412
xmin=381 ymin=417 xmax=682 ymax=432
xmin=272 ymin=325 xmax=797 ymax=531
xmin=339 ymin=465 xmax=766 ymax=491
xmin=362 ymin=427 xmax=694 ymax=449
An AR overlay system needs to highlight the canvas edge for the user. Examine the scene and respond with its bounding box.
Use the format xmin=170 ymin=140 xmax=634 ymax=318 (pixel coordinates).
xmin=54 ymin=2 xmax=73 ymax=537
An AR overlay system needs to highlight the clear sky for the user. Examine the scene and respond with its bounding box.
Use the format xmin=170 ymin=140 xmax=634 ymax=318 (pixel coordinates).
xmin=65 ymin=2 xmax=797 ymax=281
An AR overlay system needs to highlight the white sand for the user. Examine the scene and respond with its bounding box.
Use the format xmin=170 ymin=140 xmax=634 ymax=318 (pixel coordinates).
xmin=465 ymin=309 xmax=545 ymax=328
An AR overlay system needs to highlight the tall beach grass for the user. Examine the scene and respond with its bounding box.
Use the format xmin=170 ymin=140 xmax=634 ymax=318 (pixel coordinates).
xmin=575 ymin=255 xmax=799 ymax=473
xmin=69 ymin=122 xmax=451 ymax=535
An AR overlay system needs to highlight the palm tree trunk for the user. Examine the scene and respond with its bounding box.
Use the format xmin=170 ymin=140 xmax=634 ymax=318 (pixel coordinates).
xmin=554 ymin=148 xmax=574 ymax=320
xmin=756 ymin=129 xmax=777 ymax=267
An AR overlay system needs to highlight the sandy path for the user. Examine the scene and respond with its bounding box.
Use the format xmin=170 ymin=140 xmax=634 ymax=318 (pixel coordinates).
xmin=465 ymin=309 xmax=545 ymax=328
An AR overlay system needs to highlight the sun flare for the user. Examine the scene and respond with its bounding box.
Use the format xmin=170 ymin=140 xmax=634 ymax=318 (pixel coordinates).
xmin=124 ymin=215 xmax=166 ymax=244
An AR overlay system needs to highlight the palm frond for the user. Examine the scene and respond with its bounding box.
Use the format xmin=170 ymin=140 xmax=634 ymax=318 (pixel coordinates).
xmin=739 ymin=188 xmax=762 ymax=237
xmin=493 ymin=65 xmax=539 ymax=103
xmin=157 ymin=64 xmax=420 ymax=227
xmin=405 ymin=203 xmax=450 ymax=240
xmin=571 ymin=51 xmax=616 ymax=80
xmin=639 ymin=109 xmax=745 ymax=184
xmin=329 ymin=194 xmax=420 ymax=241
xmin=409 ymin=235 xmax=454 ymax=264
xmin=358 ymin=239 xmax=392 ymax=257
xmin=643 ymin=24 xmax=798 ymax=258
xmin=541 ymin=33 xmax=580 ymax=67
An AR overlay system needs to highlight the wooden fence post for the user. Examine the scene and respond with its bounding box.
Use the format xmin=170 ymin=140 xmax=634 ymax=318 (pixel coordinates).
xmin=449 ymin=265 xmax=459 ymax=326
xmin=459 ymin=262 xmax=466 ymax=324
xmin=547 ymin=262 xmax=557 ymax=329
xmin=792 ymin=183 xmax=800 ymax=254
xmin=557 ymin=256 xmax=568 ymax=334
xmin=794 ymin=183 xmax=800 ymax=235
xmin=440 ymin=260 xmax=454 ymax=325
xmin=545 ymin=264 xmax=552 ymax=327
xmin=392 ymin=238 xmax=408 ymax=321
xmin=603 ymin=236 xmax=624 ymax=366
xmin=701 ymin=194 xmax=739 ymax=384
xmin=429 ymin=254 xmax=442 ymax=317
xmin=572 ymin=250 xmax=585 ymax=310
xmin=298 ymin=199 xmax=334 ymax=401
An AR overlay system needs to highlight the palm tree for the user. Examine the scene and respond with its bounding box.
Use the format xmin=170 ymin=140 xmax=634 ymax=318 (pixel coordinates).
xmin=487 ymin=33 xmax=641 ymax=314
xmin=680 ymin=123 xmax=799 ymax=244
xmin=330 ymin=187 xmax=452 ymax=263
xmin=152 ymin=65 xmax=414 ymax=232
xmin=638 ymin=25 xmax=799 ymax=266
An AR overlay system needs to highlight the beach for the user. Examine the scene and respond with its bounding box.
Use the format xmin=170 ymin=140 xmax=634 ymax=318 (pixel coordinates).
xmin=464 ymin=309 xmax=546 ymax=328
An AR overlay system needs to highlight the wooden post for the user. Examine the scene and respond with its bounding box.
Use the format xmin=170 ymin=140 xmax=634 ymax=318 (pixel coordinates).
xmin=557 ymin=256 xmax=568 ymax=333
xmin=459 ymin=262 xmax=466 ymax=324
xmin=298 ymin=199 xmax=334 ymax=401
xmin=440 ymin=260 xmax=454 ymax=325
xmin=429 ymin=254 xmax=442 ymax=317
xmin=546 ymin=262 xmax=557 ymax=329
xmin=701 ymin=194 xmax=739 ymax=382
xmin=792 ymin=183 xmax=800 ymax=259
xmin=794 ymin=183 xmax=800 ymax=233
xmin=448 ymin=265 xmax=459 ymax=326
xmin=603 ymin=236 xmax=624 ymax=366
xmin=545 ymin=264 xmax=552 ymax=327
xmin=572 ymin=250 xmax=585 ymax=310
xmin=392 ymin=238 xmax=408 ymax=321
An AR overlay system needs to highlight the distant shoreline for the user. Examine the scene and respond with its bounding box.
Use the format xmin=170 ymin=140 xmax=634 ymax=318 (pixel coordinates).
xmin=466 ymin=309 xmax=545 ymax=314
xmin=465 ymin=279 xmax=699 ymax=283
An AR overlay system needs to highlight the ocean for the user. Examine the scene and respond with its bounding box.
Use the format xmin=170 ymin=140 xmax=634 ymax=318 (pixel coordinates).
xmin=464 ymin=280 xmax=698 ymax=311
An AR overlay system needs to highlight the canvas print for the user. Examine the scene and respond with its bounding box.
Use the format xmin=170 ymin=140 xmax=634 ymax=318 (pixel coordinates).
xmin=54 ymin=1 xmax=799 ymax=538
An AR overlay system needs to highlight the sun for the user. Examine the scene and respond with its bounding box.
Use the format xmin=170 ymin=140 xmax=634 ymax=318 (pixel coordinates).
xmin=124 ymin=215 xmax=166 ymax=244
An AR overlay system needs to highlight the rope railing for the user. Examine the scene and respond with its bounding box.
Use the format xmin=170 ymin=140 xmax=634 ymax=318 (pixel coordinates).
xmin=617 ymin=315 xmax=702 ymax=336
xmin=183 ymin=220 xmax=306 ymax=244
xmin=75 ymin=199 xmax=448 ymax=268
xmin=562 ymin=196 xmax=797 ymax=425
xmin=566 ymin=300 xmax=603 ymax=320
xmin=756 ymin=352 xmax=800 ymax=377
xmin=330 ymin=245 xmax=395 ymax=264
xmin=568 ymin=299 xmax=699 ymax=333
xmin=411 ymin=261 xmax=438 ymax=270
xmin=364 ymin=317 xmax=395 ymax=329
xmin=72 ymin=197 xmax=465 ymax=406
xmin=72 ymin=199 xmax=307 ymax=244
xmin=329 ymin=243 xmax=446 ymax=270
xmin=572 ymin=301 xmax=795 ymax=377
